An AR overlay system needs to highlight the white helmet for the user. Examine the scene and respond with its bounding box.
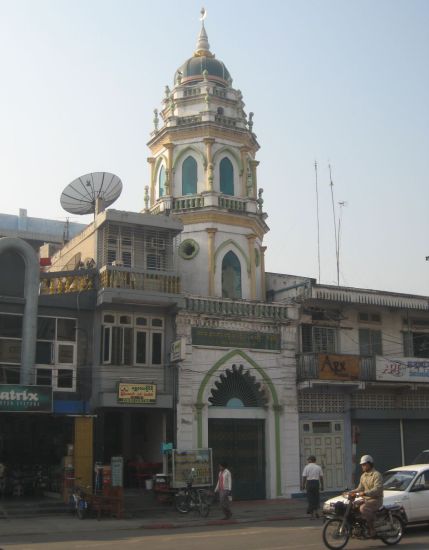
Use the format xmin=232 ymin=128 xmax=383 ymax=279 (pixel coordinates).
xmin=360 ymin=454 xmax=374 ymax=465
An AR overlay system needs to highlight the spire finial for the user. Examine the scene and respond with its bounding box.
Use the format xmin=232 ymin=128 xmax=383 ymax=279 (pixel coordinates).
xmin=195 ymin=7 xmax=213 ymax=57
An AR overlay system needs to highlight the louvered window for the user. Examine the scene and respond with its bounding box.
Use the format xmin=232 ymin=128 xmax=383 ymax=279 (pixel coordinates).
xmin=359 ymin=329 xmax=382 ymax=356
xmin=301 ymin=324 xmax=337 ymax=353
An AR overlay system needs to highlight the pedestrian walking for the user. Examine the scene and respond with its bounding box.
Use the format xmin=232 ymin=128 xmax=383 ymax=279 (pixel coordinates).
xmin=215 ymin=461 xmax=232 ymax=519
xmin=302 ymin=455 xmax=324 ymax=519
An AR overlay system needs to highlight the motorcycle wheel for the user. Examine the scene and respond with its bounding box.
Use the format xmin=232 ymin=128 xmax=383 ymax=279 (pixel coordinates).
xmin=380 ymin=514 xmax=404 ymax=546
xmin=174 ymin=491 xmax=190 ymax=514
xmin=322 ymin=518 xmax=350 ymax=550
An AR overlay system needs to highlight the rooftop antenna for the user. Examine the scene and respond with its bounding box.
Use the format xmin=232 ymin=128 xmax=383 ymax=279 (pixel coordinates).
xmin=329 ymin=163 xmax=340 ymax=286
xmin=60 ymin=172 xmax=122 ymax=219
xmin=314 ymin=161 xmax=321 ymax=283
xmin=337 ymin=201 xmax=347 ymax=286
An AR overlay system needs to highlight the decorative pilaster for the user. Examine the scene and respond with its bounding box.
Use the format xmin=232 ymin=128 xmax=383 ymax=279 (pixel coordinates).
xmin=206 ymin=228 xmax=217 ymax=296
xmin=164 ymin=143 xmax=175 ymax=196
xmin=240 ymin=147 xmax=250 ymax=196
xmin=260 ymin=246 xmax=267 ymax=299
xmin=204 ymin=138 xmax=215 ymax=191
xmin=246 ymin=234 xmax=257 ymax=299
xmin=250 ymin=159 xmax=259 ymax=198
xmin=147 ymin=157 xmax=156 ymax=205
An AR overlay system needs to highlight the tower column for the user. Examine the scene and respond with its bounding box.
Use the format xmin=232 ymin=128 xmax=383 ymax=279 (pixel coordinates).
xmin=164 ymin=143 xmax=175 ymax=195
xmin=206 ymin=228 xmax=217 ymax=296
xmin=240 ymin=147 xmax=250 ymax=196
xmin=204 ymin=138 xmax=215 ymax=191
xmin=147 ymin=157 xmax=156 ymax=205
xmin=260 ymin=245 xmax=267 ymax=299
xmin=246 ymin=234 xmax=257 ymax=300
xmin=250 ymin=159 xmax=259 ymax=199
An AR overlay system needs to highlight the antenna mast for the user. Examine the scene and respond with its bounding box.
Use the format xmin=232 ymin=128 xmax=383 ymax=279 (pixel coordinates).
xmin=329 ymin=164 xmax=340 ymax=286
xmin=314 ymin=161 xmax=321 ymax=282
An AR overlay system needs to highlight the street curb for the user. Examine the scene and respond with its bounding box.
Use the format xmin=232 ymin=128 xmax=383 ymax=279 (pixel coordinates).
xmin=140 ymin=513 xmax=307 ymax=530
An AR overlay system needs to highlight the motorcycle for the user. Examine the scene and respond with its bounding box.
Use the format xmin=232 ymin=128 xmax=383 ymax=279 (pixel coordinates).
xmin=322 ymin=492 xmax=405 ymax=549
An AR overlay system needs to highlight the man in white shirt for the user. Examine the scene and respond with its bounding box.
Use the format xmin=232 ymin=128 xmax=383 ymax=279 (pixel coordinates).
xmin=215 ymin=461 xmax=232 ymax=519
xmin=302 ymin=455 xmax=324 ymax=519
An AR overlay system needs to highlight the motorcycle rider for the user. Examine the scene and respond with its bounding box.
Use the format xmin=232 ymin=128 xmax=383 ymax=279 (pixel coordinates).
xmin=350 ymin=454 xmax=383 ymax=538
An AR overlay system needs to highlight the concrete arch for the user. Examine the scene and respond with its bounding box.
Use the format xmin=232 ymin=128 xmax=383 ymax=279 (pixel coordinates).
xmin=0 ymin=237 xmax=39 ymax=384
xmin=152 ymin=155 xmax=168 ymax=200
xmin=212 ymin=146 xmax=243 ymax=173
xmin=172 ymin=145 xmax=207 ymax=172
xmin=196 ymin=349 xmax=282 ymax=496
xmin=153 ymin=155 xmax=168 ymax=185
xmin=214 ymin=239 xmax=250 ymax=274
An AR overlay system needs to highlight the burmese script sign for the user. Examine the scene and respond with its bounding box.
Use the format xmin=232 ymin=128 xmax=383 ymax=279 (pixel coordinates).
xmin=318 ymin=354 xmax=360 ymax=381
xmin=376 ymin=356 xmax=429 ymax=383
xmin=172 ymin=448 xmax=213 ymax=488
xmin=0 ymin=385 xmax=52 ymax=413
xmin=117 ymin=383 xmax=157 ymax=404
xmin=191 ymin=327 xmax=280 ymax=350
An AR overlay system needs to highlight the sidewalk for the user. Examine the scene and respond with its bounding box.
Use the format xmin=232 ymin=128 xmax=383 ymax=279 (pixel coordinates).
xmin=0 ymin=498 xmax=309 ymax=537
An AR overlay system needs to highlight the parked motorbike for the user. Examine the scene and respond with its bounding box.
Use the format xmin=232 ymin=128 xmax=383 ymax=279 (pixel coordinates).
xmin=322 ymin=492 xmax=405 ymax=549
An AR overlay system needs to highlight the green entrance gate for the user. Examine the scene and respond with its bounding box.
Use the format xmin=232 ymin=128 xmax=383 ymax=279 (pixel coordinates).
xmin=208 ymin=418 xmax=265 ymax=500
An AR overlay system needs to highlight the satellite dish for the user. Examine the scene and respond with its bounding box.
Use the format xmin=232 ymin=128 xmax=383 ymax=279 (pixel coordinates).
xmin=60 ymin=172 xmax=122 ymax=215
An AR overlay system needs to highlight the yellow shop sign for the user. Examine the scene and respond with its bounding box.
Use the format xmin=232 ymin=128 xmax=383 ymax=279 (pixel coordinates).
xmin=117 ymin=383 xmax=157 ymax=404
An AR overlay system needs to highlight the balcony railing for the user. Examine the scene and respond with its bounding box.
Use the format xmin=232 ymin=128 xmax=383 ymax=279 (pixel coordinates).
xmin=297 ymin=352 xmax=375 ymax=381
xmin=99 ymin=266 xmax=180 ymax=294
xmin=185 ymin=296 xmax=289 ymax=320
xmin=172 ymin=196 xmax=204 ymax=211
xmin=40 ymin=270 xmax=97 ymax=295
xmin=40 ymin=267 xmax=180 ymax=295
xmin=218 ymin=196 xmax=247 ymax=212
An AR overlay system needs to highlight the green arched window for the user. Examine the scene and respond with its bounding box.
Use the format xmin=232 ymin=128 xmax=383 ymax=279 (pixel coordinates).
xmin=158 ymin=165 xmax=166 ymax=197
xmin=220 ymin=157 xmax=234 ymax=195
xmin=222 ymin=250 xmax=242 ymax=299
xmin=182 ymin=156 xmax=197 ymax=195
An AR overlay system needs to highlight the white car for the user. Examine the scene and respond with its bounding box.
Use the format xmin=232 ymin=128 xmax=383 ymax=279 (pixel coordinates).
xmin=323 ymin=464 xmax=429 ymax=524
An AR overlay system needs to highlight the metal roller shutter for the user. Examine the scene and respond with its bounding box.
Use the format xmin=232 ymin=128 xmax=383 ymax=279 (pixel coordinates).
xmin=353 ymin=420 xmax=401 ymax=480
xmin=403 ymin=420 xmax=429 ymax=464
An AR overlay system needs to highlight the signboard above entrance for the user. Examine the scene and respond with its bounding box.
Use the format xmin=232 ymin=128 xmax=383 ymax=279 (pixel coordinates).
xmin=117 ymin=383 xmax=157 ymax=404
xmin=318 ymin=354 xmax=360 ymax=381
xmin=191 ymin=327 xmax=280 ymax=351
xmin=376 ymin=356 xmax=429 ymax=383
xmin=0 ymin=385 xmax=52 ymax=413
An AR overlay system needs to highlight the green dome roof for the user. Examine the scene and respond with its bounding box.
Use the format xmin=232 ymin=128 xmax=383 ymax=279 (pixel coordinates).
xmin=176 ymin=55 xmax=231 ymax=87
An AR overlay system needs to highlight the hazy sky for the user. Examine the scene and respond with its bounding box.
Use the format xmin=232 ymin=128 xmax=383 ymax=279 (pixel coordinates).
xmin=1 ymin=0 xmax=428 ymax=295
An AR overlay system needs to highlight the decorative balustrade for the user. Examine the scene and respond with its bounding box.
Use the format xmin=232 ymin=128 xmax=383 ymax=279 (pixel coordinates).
xmin=185 ymin=296 xmax=289 ymax=320
xmin=40 ymin=270 xmax=96 ymax=295
xmin=214 ymin=115 xmax=237 ymax=127
xmin=172 ymin=196 xmax=204 ymax=211
xmin=99 ymin=266 xmax=180 ymax=294
xmin=177 ymin=115 xmax=202 ymax=125
xmin=296 ymin=352 xmax=375 ymax=381
xmin=218 ymin=196 xmax=247 ymax=212
xmin=40 ymin=267 xmax=181 ymax=295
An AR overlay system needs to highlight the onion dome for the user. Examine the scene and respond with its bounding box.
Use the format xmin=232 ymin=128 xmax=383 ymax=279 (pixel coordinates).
xmin=174 ymin=12 xmax=231 ymax=87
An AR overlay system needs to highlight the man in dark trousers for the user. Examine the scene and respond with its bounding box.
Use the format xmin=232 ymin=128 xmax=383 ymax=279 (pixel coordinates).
xmin=302 ymin=455 xmax=324 ymax=519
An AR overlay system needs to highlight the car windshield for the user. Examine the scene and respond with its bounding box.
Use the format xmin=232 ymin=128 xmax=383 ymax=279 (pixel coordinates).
xmin=383 ymin=470 xmax=416 ymax=491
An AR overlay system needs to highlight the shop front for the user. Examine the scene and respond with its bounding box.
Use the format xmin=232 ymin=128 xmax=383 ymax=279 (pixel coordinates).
xmin=0 ymin=385 xmax=74 ymax=496
xmin=93 ymin=383 xmax=173 ymax=488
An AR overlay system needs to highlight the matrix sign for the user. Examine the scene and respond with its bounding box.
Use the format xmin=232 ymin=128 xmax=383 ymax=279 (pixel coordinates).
xmin=0 ymin=385 xmax=52 ymax=413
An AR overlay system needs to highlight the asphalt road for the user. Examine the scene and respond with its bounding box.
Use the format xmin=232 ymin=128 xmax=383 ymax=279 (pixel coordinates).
xmin=1 ymin=520 xmax=429 ymax=550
